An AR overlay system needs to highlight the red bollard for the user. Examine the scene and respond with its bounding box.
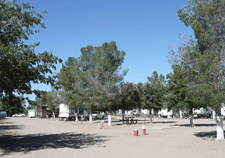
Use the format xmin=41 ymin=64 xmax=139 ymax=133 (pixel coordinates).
xmin=81 ymin=117 xmax=83 ymax=125
xmin=183 ymin=114 xmax=185 ymax=119
xmin=102 ymin=120 xmax=104 ymax=129
xmin=143 ymin=129 xmax=146 ymax=135
xmin=142 ymin=125 xmax=146 ymax=135
xmin=67 ymin=117 xmax=69 ymax=122
xmin=134 ymin=129 xmax=138 ymax=136
xmin=58 ymin=117 xmax=60 ymax=121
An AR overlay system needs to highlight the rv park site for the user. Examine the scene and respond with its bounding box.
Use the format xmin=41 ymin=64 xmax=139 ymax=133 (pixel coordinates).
xmin=0 ymin=115 xmax=225 ymax=158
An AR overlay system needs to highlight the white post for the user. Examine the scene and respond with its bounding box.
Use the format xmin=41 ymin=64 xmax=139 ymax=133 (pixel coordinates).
xmin=179 ymin=110 xmax=182 ymax=119
xmin=108 ymin=114 xmax=112 ymax=126
xmin=89 ymin=114 xmax=93 ymax=123
xmin=75 ymin=113 xmax=78 ymax=122
xmin=213 ymin=111 xmax=216 ymax=120
xmin=216 ymin=116 xmax=224 ymax=140
xmin=151 ymin=109 xmax=154 ymax=117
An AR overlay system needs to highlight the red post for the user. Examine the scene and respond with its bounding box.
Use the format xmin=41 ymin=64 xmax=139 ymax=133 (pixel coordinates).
xmin=67 ymin=117 xmax=69 ymax=122
xmin=102 ymin=120 xmax=104 ymax=129
xmin=143 ymin=129 xmax=146 ymax=135
xmin=134 ymin=129 xmax=138 ymax=136
xmin=81 ymin=117 xmax=83 ymax=125
xmin=58 ymin=117 xmax=60 ymax=121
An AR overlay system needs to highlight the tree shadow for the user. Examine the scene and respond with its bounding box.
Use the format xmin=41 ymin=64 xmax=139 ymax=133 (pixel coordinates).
xmin=0 ymin=132 xmax=110 ymax=156
xmin=0 ymin=122 xmax=13 ymax=124
xmin=194 ymin=130 xmax=225 ymax=138
xmin=153 ymin=121 xmax=177 ymax=124
xmin=171 ymin=124 xmax=216 ymax=127
xmin=0 ymin=125 xmax=24 ymax=130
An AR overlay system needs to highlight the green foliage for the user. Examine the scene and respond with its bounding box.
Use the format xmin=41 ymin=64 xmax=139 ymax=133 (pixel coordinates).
xmin=57 ymin=41 xmax=127 ymax=114
xmin=168 ymin=0 xmax=225 ymax=116
xmin=0 ymin=0 xmax=62 ymax=105
xmin=45 ymin=87 xmax=64 ymax=111
xmin=136 ymin=71 xmax=166 ymax=113
xmin=0 ymin=95 xmax=26 ymax=115
xmin=111 ymin=82 xmax=138 ymax=112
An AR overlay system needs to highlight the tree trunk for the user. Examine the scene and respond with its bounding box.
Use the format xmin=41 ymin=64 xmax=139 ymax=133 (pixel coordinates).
xmin=89 ymin=107 xmax=93 ymax=123
xmin=122 ymin=109 xmax=125 ymax=121
xmin=108 ymin=107 xmax=112 ymax=126
xmin=179 ymin=110 xmax=183 ymax=119
xmin=75 ymin=108 xmax=78 ymax=122
xmin=216 ymin=116 xmax=224 ymax=140
xmin=189 ymin=107 xmax=193 ymax=127
xmin=149 ymin=109 xmax=152 ymax=123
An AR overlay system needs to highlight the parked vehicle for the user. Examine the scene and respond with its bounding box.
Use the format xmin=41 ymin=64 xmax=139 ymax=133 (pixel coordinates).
xmin=12 ymin=113 xmax=25 ymax=117
xmin=92 ymin=111 xmax=104 ymax=119
xmin=160 ymin=109 xmax=173 ymax=118
xmin=58 ymin=104 xmax=75 ymax=119
xmin=193 ymin=107 xmax=212 ymax=118
xmin=0 ymin=111 xmax=7 ymax=118
xmin=28 ymin=109 xmax=36 ymax=118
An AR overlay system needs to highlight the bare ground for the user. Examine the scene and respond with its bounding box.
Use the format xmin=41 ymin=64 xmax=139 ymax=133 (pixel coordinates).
xmin=0 ymin=116 xmax=225 ymax=158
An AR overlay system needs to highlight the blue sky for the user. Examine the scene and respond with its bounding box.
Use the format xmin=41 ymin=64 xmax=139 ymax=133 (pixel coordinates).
xmin=20 ymin=0 xmax=194 ymax=102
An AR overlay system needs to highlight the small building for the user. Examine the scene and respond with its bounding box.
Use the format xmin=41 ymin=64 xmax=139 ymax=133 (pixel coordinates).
xmin=36 ymin=105 xmax=59 ymax=117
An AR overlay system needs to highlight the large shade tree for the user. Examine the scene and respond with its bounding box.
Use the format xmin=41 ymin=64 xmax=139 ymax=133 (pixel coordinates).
xmin=57 ymin=57 xmax=84 ymax=121
xmin=92 ymin=42 xmax=128 ymax=126
xmin=136 ymin=71 xmax=166 ymax=123
xmin=169 ymin=0 xmax=225 ymax=140
xmin=0 ymin=0 xmax=62 ymax=107
xmin=115 ymin=82 xmax=140 ymax=121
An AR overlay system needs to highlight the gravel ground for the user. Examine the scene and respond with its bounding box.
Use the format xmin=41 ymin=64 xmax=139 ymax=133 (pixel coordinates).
xmin=0 ymin=116 xmax=225 ymax=158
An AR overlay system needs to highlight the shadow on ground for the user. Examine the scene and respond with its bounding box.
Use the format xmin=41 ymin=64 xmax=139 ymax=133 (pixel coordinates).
xmin=0 ymin=125 xmax=24 ymax=130
xmin=171 ymin=124 xmax=216 ymax=127
xmin=153 ymin=121 xmax=177 ymax=124
xmin=0 ymin=122 xmax=13 ymax=124
xmin=194 ymin=130 xmax=225 ymax=139
xmin=0 ymin=132 xmax=110 ymax=156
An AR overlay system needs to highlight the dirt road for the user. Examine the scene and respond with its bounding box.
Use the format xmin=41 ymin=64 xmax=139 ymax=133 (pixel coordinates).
xmin=0 ymin=117 xmax=225 ymax=158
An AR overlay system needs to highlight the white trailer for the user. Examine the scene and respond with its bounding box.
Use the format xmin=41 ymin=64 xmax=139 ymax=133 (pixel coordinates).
xmin=160 ymin=108 xmax=173 ymax=118
xmin=58 ymin=104 xmax=75 ymax=119
xmin=28 ymin=109 xmax=36 ymax=118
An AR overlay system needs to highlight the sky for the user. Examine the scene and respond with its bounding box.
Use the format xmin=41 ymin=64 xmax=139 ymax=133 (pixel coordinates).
xmin=18 ymin=0 xmax=194 ymax=103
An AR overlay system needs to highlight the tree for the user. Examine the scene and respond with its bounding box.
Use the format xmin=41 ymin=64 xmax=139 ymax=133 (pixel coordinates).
xmin=76 ymin=41 xmax=127 ymax=124
xmin=91 ymin=42 xmax=128 ymax=126
xmin=170 ymin=0 xmax=225 ymax=140
xmin=166 ymin=62 xmax=208 ymax=127
xmin=0 ymin=95 xmax=26 ymax=116
xmin=57 ymin=57 xmax=84 ymax=121
xmin=0 ymin=0 xmax=62 ymax=106
xmin=136 ymin=71 xmax=166 ymax=123
xmin=46 ymin=87 xmax=65 ymax=117
xmin=115 ymin=82 xmax=140 ymax=121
